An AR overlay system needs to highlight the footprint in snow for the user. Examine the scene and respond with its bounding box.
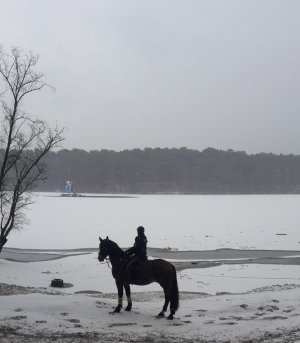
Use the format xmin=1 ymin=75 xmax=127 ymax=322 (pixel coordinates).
xmin=204 ymin=320 xmax=215 ymax=324
xmin=109 ymin=323 xmax=137 ymax=327
xmin=255 ymin=312 xmax=267 ymax=317
xmin=9 ymin=316 xmax=27 ymax=320
xmin=220 ymin=322 xmax=238 ymax=325
xmin=257 ymin=305 xmax=279 ymax=312
xmin=66 ymin=319 xmax=80 ymax=323
xmin=229 ymin=316 xmax=244 ymax=321
xmin=262 ymin=316 xmax=288 ymax=320
xmin=194 ymin=309 xmax=207 ymax=312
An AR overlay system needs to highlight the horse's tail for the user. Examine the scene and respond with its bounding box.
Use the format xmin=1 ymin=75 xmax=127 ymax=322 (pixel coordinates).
xmin=170 ymin=265 xmax=179 ymax=313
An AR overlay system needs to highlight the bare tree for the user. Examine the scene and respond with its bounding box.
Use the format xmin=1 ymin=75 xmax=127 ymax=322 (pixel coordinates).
xmin=0 ymin=47 xmax=64 ymax=253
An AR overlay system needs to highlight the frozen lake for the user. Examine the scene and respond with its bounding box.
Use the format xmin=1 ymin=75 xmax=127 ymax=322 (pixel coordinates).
xmin=2 ymin=193 xmax=300 ymax=296
xmin=7 ymin=193 xmax=300 ymax=251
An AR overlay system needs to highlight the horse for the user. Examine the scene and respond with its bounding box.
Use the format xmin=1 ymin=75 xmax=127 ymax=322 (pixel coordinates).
xmin=98 ymin=236 xmax=179 ymax=320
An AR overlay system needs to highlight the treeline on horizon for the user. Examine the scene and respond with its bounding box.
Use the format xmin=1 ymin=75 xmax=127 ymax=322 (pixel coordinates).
xmin=36 ymin=147 xmax=300 ymax=194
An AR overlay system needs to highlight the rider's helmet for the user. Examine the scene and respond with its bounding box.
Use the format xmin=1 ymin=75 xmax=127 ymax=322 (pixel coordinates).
xmin=137 ymin=226 xmax=145 ymax=234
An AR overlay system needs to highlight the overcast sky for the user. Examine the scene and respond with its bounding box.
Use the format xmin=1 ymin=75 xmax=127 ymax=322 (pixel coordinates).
xmin=1 ymin=0 xmax=300 ymax=154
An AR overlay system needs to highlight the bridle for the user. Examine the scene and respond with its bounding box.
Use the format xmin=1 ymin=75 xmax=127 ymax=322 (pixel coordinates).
xmin=98 ymin=241 xmax=111 ymax=269
xmin=105 ymin=257 xmax=112 ymax=269
xmin=98 ymin=237 xmax=125 ymax=270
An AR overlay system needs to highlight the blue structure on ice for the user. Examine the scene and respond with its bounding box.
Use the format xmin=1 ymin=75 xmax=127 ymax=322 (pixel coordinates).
xmin=64 ymin=180 xmax=73 ymax=194
xmin=61 ymin=180 xmax=82 ymax=197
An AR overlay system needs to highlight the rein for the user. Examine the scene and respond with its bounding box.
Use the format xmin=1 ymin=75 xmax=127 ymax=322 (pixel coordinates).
xmin=105 ymin=257 xmax=112 ymax=269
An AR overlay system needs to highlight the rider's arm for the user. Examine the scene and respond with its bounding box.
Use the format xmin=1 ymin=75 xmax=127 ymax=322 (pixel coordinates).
xmin=125 ymin=246 xmax=136 ymax=256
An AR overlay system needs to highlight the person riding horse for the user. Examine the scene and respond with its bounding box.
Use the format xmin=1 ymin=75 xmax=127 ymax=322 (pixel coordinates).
xmin=125 ymin=226 xmax=148 ymax=279
xmin=98 ymin=236 xmax=179 ymax=319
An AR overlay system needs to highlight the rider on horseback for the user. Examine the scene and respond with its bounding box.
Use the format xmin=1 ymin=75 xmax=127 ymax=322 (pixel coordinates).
xmin=125 ymin=226 xmax=148 ymax=279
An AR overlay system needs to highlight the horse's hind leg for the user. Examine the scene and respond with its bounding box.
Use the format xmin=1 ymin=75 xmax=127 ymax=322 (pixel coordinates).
xmin=159 ymin=282 xmax=175 ymax=320
xmin=158 ymin=297 xmax=170 ymax=317
xmin=124 ymin=283 xmax=132 ymax=311
xmin=167 ymin=309 xmax=175 ymax=320
xmin=158 ymin=287 xmax=169 ymax=317
xmin=167 ymin=267 xmax=179 ymax=320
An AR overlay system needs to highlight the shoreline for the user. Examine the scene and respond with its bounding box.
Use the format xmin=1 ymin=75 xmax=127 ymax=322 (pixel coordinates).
xmin=2 ymin=247 xmax=300 ymax=268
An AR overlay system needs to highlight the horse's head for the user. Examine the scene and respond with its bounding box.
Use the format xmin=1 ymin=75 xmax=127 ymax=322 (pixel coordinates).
xmin=98 ymin=236 xmax=110 ymax=262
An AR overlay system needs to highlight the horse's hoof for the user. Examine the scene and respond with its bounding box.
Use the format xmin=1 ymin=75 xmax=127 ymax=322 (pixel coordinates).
xmin=114 ymin=305 xmax=122 ymax=313
xmin=157 ymin=311 xmax=165 ymax=318
xmin=167 ymin=314 xmax=174 ymax=320
xmin=125 ymin=304 xmax=132 ymax=312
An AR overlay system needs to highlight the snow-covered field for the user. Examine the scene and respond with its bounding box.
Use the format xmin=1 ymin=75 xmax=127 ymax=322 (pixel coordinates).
xmin=1 ymin=193 xmax=300 ymax=342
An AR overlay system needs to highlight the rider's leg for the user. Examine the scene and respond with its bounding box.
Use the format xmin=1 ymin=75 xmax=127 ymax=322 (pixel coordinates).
xmin=127 ymin=257 xmax=138 ymax=279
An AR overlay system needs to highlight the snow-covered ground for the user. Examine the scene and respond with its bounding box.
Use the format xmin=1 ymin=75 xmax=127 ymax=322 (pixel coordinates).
xmin=1 ymin=248 xmax=300 ymax=342
xmin=1 ymin=193 xmax=300 ymax=342
xmin=1 ymin=281 xmax=300 ymax=342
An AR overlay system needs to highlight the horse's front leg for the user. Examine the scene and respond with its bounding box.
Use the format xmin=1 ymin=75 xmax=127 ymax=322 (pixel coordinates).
xmin=113 ymin=279 xmax=124 ymax=313
xmin=124 ymin=283 xmax=132 ymax=311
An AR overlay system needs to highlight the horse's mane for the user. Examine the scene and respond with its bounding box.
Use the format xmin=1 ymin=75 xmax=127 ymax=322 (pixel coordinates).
xmin=107 ymin=239 xmax=125 ymax=256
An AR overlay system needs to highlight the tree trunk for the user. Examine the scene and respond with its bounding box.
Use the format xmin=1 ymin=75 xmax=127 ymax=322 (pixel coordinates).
xmin=0 ymin=237 xmax=8 ymax=254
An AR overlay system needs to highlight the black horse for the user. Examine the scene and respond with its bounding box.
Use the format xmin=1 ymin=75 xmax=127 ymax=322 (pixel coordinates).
xmin=98 ymin=237 xmax=179 ymax=320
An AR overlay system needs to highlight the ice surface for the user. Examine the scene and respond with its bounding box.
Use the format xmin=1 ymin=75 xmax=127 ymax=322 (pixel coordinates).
xmin=6 ymin=193 xmax=300 ymax=251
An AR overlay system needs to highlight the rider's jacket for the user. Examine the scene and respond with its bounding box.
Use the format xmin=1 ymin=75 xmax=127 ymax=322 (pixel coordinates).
xmin=126 ymin=233 xmax=148 ymax=261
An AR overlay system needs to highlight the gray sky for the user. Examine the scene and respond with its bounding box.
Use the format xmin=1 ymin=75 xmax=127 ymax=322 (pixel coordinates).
xmin=1 ymin=0 xmax=300 ymax=154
